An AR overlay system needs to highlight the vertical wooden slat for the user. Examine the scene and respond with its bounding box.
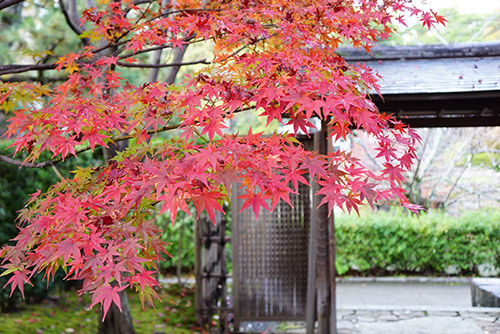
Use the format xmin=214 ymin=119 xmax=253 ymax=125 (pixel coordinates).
xmin=194 ymin=214 xmax=204 ymax=326
xmin=329 ymin=211 xmax=337 ymax=333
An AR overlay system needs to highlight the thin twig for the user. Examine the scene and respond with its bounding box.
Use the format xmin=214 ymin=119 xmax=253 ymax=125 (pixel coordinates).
xmin=51 ymin=164 xmax=64 ymax=180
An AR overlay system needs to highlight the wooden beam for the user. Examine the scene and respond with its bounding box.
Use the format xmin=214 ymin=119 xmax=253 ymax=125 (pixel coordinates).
xmin=370 ymin=91 xmax=500 ymax=128
xmin=400 ymin=116 xmax=500 ymax=128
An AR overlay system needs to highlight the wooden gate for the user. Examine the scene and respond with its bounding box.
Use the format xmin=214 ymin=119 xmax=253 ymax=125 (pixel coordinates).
xmin=231 ymin=181 xmax=312 ymax=329
xmin=195 ymin=133 xmax=336 ymax=334
xmin=194 ymin=212 xmax=230 ymax=333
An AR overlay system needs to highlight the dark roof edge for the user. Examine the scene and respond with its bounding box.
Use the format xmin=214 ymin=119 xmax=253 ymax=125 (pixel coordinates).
xmin=339 ymin=42 xmax=500 ymax=61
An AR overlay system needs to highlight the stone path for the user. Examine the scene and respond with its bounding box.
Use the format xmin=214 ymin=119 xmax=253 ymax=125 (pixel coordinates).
xmin=161 ymin=276 xmax=500 ymax=333
xmin=333 ymin=280 xmax=500 ymax=334
xmin=337 ymin=307 xmax=500 ymax=334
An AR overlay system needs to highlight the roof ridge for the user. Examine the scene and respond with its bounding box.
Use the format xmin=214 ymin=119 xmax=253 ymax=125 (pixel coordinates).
xmin=340 ymin=42 xmax=500 ymax=61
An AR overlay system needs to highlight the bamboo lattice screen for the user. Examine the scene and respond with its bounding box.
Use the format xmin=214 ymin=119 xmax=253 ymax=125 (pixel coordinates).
xmin=232 ymin=180 xmax=311 ymax=324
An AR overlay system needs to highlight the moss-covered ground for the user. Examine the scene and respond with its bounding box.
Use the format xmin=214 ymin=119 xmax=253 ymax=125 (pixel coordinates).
xmin=0 ymin=284 xmax=207 ymax=334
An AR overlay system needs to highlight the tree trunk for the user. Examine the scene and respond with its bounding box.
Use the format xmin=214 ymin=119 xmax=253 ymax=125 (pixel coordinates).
xmin=99 ymin=143 xmax=134 ymax=334
xmin=98 ymin=289 xmax=135 ymax=334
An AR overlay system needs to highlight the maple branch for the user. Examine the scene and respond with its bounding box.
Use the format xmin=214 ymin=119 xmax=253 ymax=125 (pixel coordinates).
xmin=142 ymin=8 xmax=222 ymax=26
xmin=1 ymin=75 xmax=67 ymax=83
xmin=0 ymin=104 xmax=256 ymax=169
xmin=0 ymin=63 xmax=57 ymax=76
xmin=117 ymin=59 xmax=209 ymax=68
xmin=0 ymin=154 xmax=56 ymax=168
xmin=222 ymin=33 xmax=279 ymax=62
xmin=133 ymin=0 xmax=156 ymax=26
xmin=0 ymin=51 xmax=207 ymax=77
xmin=0 ymin=124 xmax=180 ymax=169
xmin=117 ymin=36 xmax=204 ymax=60
xmin=147 ymin=0 xmax=169 ymax=83
xmin=51 ymin=164 xmax=64 ymax=180
xmin=132 ymin=0 xmax=157 ymax=4
xmin=160 ymin=8 xmax=222 ymax=16
xmin=0 ymin=0 xmax=25 ymax=11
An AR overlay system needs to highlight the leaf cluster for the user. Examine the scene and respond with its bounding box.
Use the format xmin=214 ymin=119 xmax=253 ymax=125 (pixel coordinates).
xmin=0 ymin=0 xmax=445 ymax=316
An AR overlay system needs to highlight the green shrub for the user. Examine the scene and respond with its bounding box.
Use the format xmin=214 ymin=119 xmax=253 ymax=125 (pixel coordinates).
xmin=157 ymin=211 xmax=196 ymax=273
xmin=335 ymin=209 xmax=500 ymax=276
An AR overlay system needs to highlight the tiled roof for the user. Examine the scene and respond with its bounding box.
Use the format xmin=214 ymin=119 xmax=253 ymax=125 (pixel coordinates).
xmin=341 ymin=42 xmax=500 ymax=95
xmin=359 ymin=57 xmax=500 ymax=94
xmin=340 ymin=43 xmax=500 ymax=127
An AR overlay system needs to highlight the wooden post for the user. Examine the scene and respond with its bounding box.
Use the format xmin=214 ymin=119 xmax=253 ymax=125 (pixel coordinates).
xmin=306 ymin=122 xmax=337 ymax=334
xmin=306 ymin=178 xmax=318 ymax=334
xmin=326 ymin=122 xmax=337 ymax=333
xmin=218 ymin=213 xmax=229 ymax=334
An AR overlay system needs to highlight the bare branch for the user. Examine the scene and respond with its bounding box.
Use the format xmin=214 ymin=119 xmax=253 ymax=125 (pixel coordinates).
xmin=58 ymin=0 xmax=90 ymax=45
xmin=0 ymin=0 xmax=25 ymax=11
xmin=147 ymin=0 xmax=169 ymax=83
xmin=117 ymin=58 xmax=209 ymax=68
xmin=118 ymin=35 xmax=203 ymax=59
xmin=51 ymin=164 xmax=64 ymax=179
xmin=0 ymin=154 xmax=56 ymax=168
xmin=164 ymin=42 xmax=190 ymax=85
xmin=1 ymin=75 xmax=67 ymax=83
xmin=0 ymin=63 xmax=57 ymax=76
xmin=133 ymin=0 xmax=157 ymax=4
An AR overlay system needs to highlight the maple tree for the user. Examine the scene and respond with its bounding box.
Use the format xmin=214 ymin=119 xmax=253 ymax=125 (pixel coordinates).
xmin=0 ymin=0 xmax=445 ymax=325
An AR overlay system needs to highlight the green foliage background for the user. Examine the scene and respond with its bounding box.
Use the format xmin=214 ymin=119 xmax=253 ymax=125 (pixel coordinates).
xmin=0 ymin=142 xmax=99 ymax=311
xmin=335 ymin=209 xmax=500 ymax=276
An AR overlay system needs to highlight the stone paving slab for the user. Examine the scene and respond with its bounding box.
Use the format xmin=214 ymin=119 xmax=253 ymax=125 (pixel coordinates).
xmin=240 ymin=307 xmax=500 ymax=333
xmin=352 ymin=316 xmax=483 ymax=334
xmin=337 ymin=281 xmax=472 ymax=307
xmin=336 ymin=307 xmax=500 ymax=334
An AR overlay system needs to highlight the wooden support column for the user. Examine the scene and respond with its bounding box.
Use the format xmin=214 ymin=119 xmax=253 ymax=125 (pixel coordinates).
xmin=306 ymin=122 xmax=337 ymax=334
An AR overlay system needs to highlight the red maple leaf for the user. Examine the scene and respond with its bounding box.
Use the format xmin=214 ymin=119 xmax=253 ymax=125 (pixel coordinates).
xmin=3 ymin=270 xmax=32 ymax=299
xmin=238 ymin=190 xmax=271 ymax=219
xmin=90 ymin=284 xmax=128 ymax=321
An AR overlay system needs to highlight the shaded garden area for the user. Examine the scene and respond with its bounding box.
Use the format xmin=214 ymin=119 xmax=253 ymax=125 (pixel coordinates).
xmin=0 ymin=284 xmax=201 ymax=334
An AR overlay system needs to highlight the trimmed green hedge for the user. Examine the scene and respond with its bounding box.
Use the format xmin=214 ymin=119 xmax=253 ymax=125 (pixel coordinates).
xmin=335 ymin=209 xmax=500 ymax=276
